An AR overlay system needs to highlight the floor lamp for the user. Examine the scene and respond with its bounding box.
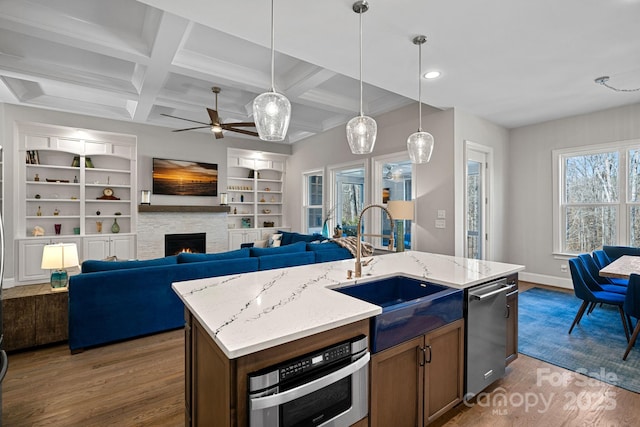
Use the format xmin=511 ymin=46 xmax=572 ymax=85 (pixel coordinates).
xmin=387 ymin=200 xmax=414 ymax=252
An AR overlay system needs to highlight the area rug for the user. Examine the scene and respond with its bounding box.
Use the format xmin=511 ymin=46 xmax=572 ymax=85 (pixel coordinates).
xmin=518 ymin=287 xmax=640 ymax=393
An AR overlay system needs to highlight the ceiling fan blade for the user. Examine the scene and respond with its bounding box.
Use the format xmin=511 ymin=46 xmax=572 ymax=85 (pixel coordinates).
xmin=222 ymin=126 xmax=260 ymax=137
xmin=223 ymin=122 xmax=256 ymax=127
xmin=206 ymin=108 xmax=220 ymax=126
xmin=161 ymin=113 xmax=210 ymax=126
xmin=172 ymin=126 xmax=211 ymax=132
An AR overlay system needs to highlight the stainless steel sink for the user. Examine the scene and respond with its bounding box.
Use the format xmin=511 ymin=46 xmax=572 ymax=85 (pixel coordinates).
xmin=335 ymin=275 xmax=463 ymax=353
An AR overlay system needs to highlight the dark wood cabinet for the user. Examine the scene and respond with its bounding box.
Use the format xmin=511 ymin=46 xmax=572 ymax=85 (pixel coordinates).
xmin=184 ymin=310 xmax=370 ymax=427
xmin=505 ymin=274 xmax=519 ymax=365
xmin=2 ymin=283 xmax=68 ymax=351
xmin=370 ymin=319 xmax=465 ymax=426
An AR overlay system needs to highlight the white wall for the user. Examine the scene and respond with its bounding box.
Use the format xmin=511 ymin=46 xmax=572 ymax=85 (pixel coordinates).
xmin=508 ymin=102 xmax=640 ymax=287
xmin=0 ymin=104 xmax=291 ymax=284
xmin=453 ymin=109 xmax=510 ymax=260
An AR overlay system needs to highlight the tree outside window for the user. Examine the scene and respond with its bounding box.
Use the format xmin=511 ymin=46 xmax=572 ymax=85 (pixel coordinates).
xmin=558 ymin=143 xmax=640 ymax=254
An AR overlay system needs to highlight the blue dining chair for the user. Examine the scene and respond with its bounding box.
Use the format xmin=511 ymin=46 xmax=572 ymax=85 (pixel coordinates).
xmin=623 ymin=274 xmax=640 ymax=360
xmin=568 ymin=258 xmax=630 ymax=341
xmin=577 ymin=254 xmax=627 ymax=293
xmin=593 ymin=250 xmax=629 ymax=287
xmin=593 ymin=250 xmax=612 ymax=268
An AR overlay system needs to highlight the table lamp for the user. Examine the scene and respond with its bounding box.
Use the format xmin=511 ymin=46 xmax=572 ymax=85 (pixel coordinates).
xmin=41 ymin=243 xmax=79 ymax=290
xmin=387 ymin=200 xmax=414 ymax=252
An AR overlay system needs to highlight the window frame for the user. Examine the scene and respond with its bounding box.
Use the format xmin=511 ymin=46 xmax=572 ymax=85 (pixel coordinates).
xmin=552 ymin=139 xmax=640 ymax=256
xmin=302 ymin=169 xmax=324 ymax=234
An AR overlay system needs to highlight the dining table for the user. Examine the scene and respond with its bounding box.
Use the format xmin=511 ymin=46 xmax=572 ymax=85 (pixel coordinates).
xmin=598 ymin=255 xmax=640 ymax=279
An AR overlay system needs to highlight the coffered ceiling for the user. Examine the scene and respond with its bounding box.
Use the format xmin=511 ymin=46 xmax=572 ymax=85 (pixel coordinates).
xmin=1 ymin=0 xmax=639 ymax=144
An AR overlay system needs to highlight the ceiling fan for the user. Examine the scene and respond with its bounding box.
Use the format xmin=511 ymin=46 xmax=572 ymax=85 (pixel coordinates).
xmin=161 ymin=87 xmax=259 ymax=139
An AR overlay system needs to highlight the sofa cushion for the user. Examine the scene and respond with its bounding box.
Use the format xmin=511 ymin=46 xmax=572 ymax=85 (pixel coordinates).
xmin=278 ymin=230 xmax=325 ymax=246
xmin=250 ymin=240 xmax=306 ymax=257
xmin=306 ymin=241 xmax=342 ymax=251
xmin=177 ymin=248 xmax=250 ymax=263
xmin=258 ymin=252 xmax=315 ymax=270
xmin=314 ymin=248 xmax=353 ymax=263
xmin=81 ymin=256 xmax=177 ymax=273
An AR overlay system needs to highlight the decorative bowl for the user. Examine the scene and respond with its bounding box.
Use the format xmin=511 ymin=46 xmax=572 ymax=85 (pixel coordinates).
xmin=262 ymin=209 xmax=271 ymax=214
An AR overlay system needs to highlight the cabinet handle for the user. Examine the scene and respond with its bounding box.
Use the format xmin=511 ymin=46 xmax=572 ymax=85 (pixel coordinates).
xmin=505 ymin=304 xmax=511 ymax=319
xmin=417 ymin=346 xmax=426 ymax=366
xmin=425 ymin=345 xmax=432 ymax=364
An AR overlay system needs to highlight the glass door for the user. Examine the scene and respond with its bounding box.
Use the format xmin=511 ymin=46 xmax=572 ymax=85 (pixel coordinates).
xmin=466 ymin=148 xmax=487 ymax=259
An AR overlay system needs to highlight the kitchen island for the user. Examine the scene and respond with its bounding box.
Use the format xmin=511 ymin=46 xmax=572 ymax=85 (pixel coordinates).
xmin=172 ymin=251 xmax=524 ymax=426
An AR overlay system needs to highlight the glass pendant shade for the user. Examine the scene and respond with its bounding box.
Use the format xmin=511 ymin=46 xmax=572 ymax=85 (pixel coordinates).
xmin=346 ymin=114 xmax=377 ymax=154
xmin=253 ymin=90 xmax=291 ymax=141
xmin=407 ymin=130 xmax=434 ymax=163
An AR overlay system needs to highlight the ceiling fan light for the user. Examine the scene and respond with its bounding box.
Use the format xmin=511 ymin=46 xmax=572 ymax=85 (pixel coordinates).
xmin=211 ymin=124 xmax=223 ymax=133
xmin=253 ymin=90 xmax=291 ymax=141
xmin=346 ymin=115 xmax=377 ymax=154
xmin=407 ymin=131 xmax=434 ymax=164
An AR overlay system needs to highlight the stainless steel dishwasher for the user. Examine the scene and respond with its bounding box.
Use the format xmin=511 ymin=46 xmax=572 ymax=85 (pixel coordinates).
xmin=465 ymin=278 xmax=514 ymax=397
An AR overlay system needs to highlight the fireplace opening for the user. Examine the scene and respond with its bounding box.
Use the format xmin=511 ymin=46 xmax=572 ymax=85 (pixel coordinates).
xmin=165 ymin=233 xmax=206 ymax=256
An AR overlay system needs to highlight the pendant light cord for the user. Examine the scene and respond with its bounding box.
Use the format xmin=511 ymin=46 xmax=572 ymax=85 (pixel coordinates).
xmin=417 ymin=41 xmax=422 ymax=131
xmin=358 ymin=9 xmax=364 ymax=117
xmin=270 ymin=0 xmax=276 ymax=92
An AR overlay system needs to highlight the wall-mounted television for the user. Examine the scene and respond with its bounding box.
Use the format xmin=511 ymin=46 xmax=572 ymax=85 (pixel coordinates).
xmin=152 ymin=158 xmax=218 ymax=196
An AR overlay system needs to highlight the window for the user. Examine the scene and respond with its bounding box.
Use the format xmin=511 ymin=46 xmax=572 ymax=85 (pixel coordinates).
xmin=553 ymin=140 xmax=640 ymax=254
xmin=330 ymin=164 xmax=366 ymax=237
xmin=303 ymin=171 xmax=323 ymax=234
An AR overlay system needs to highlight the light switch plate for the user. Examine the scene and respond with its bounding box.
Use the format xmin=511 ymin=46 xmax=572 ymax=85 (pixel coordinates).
xmin=435 ymin=219 xmax=446 ymax=229
xmin=437 ymin=210 xmax=446 ymax=219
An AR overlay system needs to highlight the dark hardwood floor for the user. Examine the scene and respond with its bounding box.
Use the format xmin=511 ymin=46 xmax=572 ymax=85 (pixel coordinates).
xmin=3 ymin=283 xmax=640 ymax=426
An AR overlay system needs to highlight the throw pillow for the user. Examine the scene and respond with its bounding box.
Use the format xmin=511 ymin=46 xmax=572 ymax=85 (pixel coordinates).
xmin=268 ymin=233 xmax=282 ymax=247
xmin=253 ymin=239 xmax=268 ymax=248
xmin=177 ymin=248 xmax=250 ymax=263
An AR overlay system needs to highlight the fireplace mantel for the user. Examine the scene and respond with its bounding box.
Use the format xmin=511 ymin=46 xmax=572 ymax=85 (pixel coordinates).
xmin=138 ymin=205 xmax=230 ymax=213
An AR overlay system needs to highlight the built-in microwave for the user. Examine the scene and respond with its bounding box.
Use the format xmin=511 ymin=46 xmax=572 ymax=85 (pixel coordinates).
xmin=248 ymin=335 xmax=369 ymax=427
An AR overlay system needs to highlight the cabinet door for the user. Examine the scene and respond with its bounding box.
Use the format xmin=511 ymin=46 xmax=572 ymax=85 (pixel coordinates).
xmin=228 ymin=231 xmax=245 ymax=250
xmin=370 ymin=336 xmax=424 ymax=427
xmin=18 ymin=240 xmax=49 ymax=281
xmin=424 ymin=319 xmax=464 ymax=424
xmin=110 ymin=235 xmax=135 ymax=260
xmin=84 ymin=236 xmax=110 ymax=261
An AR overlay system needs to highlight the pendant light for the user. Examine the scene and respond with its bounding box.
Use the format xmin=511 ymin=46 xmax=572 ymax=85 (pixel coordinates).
xmin=407 ymin=35 xmax=434 ymax=164
xmin=253 ymin=0 xmax=291 ymax=142
xmin=346 ymin=1 xmax=377 ymax=155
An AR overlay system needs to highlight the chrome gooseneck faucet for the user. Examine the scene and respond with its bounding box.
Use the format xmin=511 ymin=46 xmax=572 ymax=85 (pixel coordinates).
xmin=354 ymin=204 xmax=394 ymax=278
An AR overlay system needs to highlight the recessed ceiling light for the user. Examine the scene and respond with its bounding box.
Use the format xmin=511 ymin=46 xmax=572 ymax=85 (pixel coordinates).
xmin=424 ymin=71 xmax=441 ymax=79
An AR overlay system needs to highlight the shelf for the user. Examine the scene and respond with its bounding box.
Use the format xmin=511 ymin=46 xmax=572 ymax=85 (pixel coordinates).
xmin=138 ymin=205 xmax=230 ymax=213
xmin=27 ymin=181 xmax=79 ymax=186
xmin=85 ymin=199 xmax=131 ymax=203
xmin=26 ymin=164 xmax=79 ymax=171
xmin=86 ymin=167 xmax=130 ymax=174
xmin=27 ymin=198 xmax=80 ymax=203
xmin=86 ymin=215 xmax=131 ymax=219
xmin=85 ymin=183 xmax=131 ymax=188
xmin=27 ymin=215 xmax=79 ymax=219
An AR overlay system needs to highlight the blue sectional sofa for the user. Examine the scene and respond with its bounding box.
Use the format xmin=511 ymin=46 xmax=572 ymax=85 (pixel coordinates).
xmin=68 ymin=233 xmax=352 ymax=352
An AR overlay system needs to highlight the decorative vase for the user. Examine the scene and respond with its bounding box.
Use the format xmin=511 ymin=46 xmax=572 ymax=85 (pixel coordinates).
xmin=322 ymin=221 xmax=329 ymax=238
xmin=111 ymin=218 xmax=120 ymax=233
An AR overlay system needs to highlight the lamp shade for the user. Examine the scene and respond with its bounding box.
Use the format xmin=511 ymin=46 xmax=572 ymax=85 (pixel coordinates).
xmin=41 ymin=243 xmax=79 ymax=270
xmin=387 ymin=200 xmax=415 ymax=221
xmin=346 ymin=115 xmax=377 ymax=154
xmin=407 ymin=131 xmax=434 ymax=164
xmin=253 ymin=90 xmax=291 ymax=141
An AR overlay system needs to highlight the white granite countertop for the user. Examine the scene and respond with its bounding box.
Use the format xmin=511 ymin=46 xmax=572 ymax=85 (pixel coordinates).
xmin=172 ymin=251 xmax=525 ymax=359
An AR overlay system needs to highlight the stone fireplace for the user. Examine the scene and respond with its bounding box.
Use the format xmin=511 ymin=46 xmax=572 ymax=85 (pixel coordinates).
xmin=137 ymin=205 xmax=229 ymax=259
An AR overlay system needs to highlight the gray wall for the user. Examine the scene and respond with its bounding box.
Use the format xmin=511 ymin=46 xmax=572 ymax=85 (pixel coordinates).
xmin=507 ymin=102 xmax=640 ymax=287
xmin=1 ymin=103 xmax=290 ymax=284
xmin=286 ymin=103 xmax=511 ymax=258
